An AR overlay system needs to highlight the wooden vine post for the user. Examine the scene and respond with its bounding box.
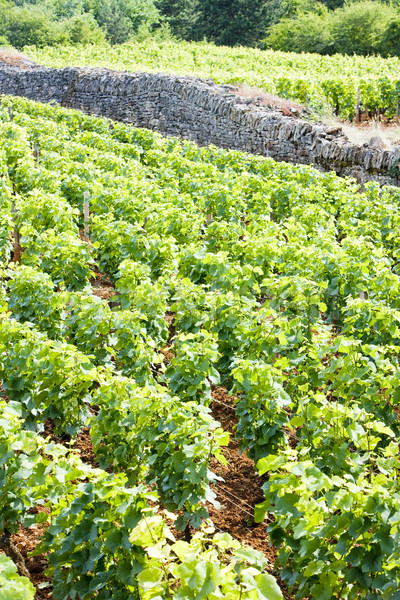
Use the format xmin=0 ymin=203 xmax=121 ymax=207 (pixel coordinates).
xmin=34 ymin=142 xmax=40 ymax=167
xmin=355 ymin=88 xmax=361 ymax=123
xmin=83 ymin=191 xmax=90 ymax=242
xmin=11 ymin=199 xmax=21 ymax=263
xmin=0 ymin=530 xmax=30 ymax=578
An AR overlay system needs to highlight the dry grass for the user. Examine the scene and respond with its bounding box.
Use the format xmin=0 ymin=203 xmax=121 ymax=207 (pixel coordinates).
xmin=234 ymin=83 xmax=400 ymax=147
xmin=325 ymin=115 xmax=400 ymax=149
xmin=0 ymin=47 xmax=36 ymax=67
xmin=234 ymin=84 xmax=306 ymax=116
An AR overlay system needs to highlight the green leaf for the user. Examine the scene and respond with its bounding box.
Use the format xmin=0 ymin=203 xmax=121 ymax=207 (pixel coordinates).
xmin=172 ymin=540 xmax=190 ymax=559
xmin=255 ymin=573 xmax=283 ymax=600
xmin=104 ymin=528 xmax=123 ymax=553
xmin=137 ymin=566 xmax=163 ymax=590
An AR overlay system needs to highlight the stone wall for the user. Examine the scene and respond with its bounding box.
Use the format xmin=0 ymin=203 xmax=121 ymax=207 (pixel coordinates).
xmin=0 ymin=63 xmax=399 ymax=186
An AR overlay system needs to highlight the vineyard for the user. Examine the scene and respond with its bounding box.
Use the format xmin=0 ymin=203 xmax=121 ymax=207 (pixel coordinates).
xmin=27 ymin=40 xmax=400 ymax=120
xmin=1 ymin=93 xmax=400 ymax=599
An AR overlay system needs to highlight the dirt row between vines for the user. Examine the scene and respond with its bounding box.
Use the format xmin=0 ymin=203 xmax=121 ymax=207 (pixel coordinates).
xmin=5 ymin=390 xmax=293 ymax=600
xmin=2 ymin=276 xmax=294 ymax=599
xmin=209 ymin=387 xmax=294 ymax=600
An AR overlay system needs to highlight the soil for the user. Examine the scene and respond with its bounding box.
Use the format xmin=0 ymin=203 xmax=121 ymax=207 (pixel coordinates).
xmin=42 ymin=420 xmax=98 ymax=469
xmin=72 ymin=427 xmax=99 ymax=469
xmin=209 ymin=386 xmax=295 ymax=600
xmin=91 ymin=271 xmax=116 ymax=301
xmin=1 ymin=507 xmax=53 ymax=600
xmin=42 ymin=418 xmax=71 ymax=444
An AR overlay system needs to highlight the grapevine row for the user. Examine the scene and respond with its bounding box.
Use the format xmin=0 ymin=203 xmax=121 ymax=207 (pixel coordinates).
xmin=1 ymin=94 xmax=400 ymax=598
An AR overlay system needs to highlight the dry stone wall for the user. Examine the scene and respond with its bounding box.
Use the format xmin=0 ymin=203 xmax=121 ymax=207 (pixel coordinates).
xmin=0 ymin=63 xmax=399 ymax=186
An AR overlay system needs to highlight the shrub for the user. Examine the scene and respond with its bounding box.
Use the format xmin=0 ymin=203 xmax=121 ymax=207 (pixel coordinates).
xmin=267 ymin=0 xmax=400 ymax=57
xmin=330 ymin=0 xmax=394 ymax=56
xmin=62 ymin=13 xmax=106 ymax=45
xmin=2 ymin=6 xmax=67 ymax=48
xmin=266 ymin=9 xmax=334 ymax=54
xmin=379 ymin=15 xmax=400 ymax=58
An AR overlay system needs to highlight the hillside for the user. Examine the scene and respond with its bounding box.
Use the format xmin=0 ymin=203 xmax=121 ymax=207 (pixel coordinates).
xmin=1 ymin=93 xmax=400 ymax=599
xmin=1 ymin=15 xmax=400 ymax=599
xmin=2 ymin=57 xmax=400 ymax=187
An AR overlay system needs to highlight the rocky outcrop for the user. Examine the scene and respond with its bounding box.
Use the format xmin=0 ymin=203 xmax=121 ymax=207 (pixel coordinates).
xmin=0 ymin=64 xmax=399 ymax=186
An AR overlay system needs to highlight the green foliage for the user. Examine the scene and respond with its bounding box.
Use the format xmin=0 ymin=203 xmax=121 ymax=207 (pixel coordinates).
xmin=115 ymin=262 xmax=169 ymax=343
xmin=0 ymin=398 xmax=96 ymax=536
xmin=0 ymin=206 xmax=12 ymax=267
xmin=4 ymin=0 xmax=400 ymax=57
xmin=0 ymin=121 xmax=33 ymax=176
xmin=38 ymin=490 xmax=281 ymax=600
xmin=164 ymin=330 xmax=221 ymax=403
xmin=0 ymin=394 xmax=275 ymax=600
xmin=155 ymin=0 xmax=200 ymax=40
xmin=342 ymin=297 xmax=400 ymax=346
xmin=256 ymin=448 xmax=400 ymax=598
xmin=3 ymin=95 xmax=400 ymax=598
xmin=63 ymin=291 xmax=117 ymax=364
xmin=196 ymin=0 xmax=285 ymax=46
xmin=64 ymin=290 xmax=160 ymax=381
xmin=265 ymin=9 xmax=333 ymax=54
xmin=36 ymin=476 xmax=154 ymax=600
xmin=0 ymin=554 xmax=35 ymax=600
xmin=91 ymin=217 xmax=177 ymax=280
xmin=20 ymin=226 xmax=95 ymax=290
xmin=231 ymin=359 xmax=290 ymax=462
xmin=90 ymin=379 xmax=228 ymax=528
xmin=0 ymin=0 xmax=161 ymax=46
xmin=170 ymin=277 xmax=212 ymax=332
xmin=6 ymin=264 xmax=64 ymax=334
xmin=129 ymin=518 xmax=282 ymax=600
xmin=329 ymin=0 xmax=395 ymax=56
xmin=0 ymin=399 xmax=46 ymax=536
xmin=266 ymin=0 xmax=399 ymax=58
xmin=1 ymin=5 xmax=67 ymax=48
xmin=62 ymin=12 xmax=106 ymax=45
xmin=16 ymin=190 xmax=79 ymax=234
xmin=379 ymin=15 xmax=400 ymax=57
xmin=0 ymin=318 xmax=99 ymax=433
xmin=111 ymin=309 xmax=161 ymax=381
xmin=90 ymin=0 xmax=160 ymax=44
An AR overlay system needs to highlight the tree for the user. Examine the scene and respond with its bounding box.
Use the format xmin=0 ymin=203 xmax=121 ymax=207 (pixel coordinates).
xmin=92 ymin=0 xmax=160 ymax=44
xmin=52 ymin=0 xmax=86 ymax=19
xmin=318 ymin=0 xmax=344 ymax=8
xmin=197 ymin=0 xmax=285 ymax=46
xmin=155 ymin=0 xmax=200 ymax=40
xmin=330 ymin=1 xmax=394 ymax=55
xmin=266 ymin=9 xmax=334 ymax=54
xmin=63 ymin=12 xmax=106 ymax=44
xmin=2 ymin=5 xmax=67 ymax=47
xmin=266 ymin=0 xmax=399 ymax=57
xmin=380 ymin=16 xmax=400 ymax=58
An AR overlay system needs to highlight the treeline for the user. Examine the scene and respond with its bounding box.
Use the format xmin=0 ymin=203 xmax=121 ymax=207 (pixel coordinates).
xmin=266 ymin=0 xmax=400 ymax=57
xmin=0 ymin=0 xmax=160 ymax=47
xmin=1 ymin=0 xmax=400 ymax=58
xmin=1 ymin=0 xmax=282 ymax=48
